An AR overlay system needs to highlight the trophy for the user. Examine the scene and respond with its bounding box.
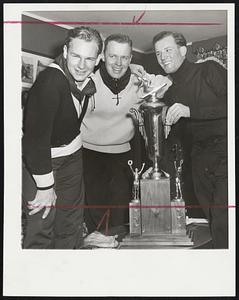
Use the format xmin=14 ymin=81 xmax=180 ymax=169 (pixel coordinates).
xmin=137 ymin=83 xmax=172 ymax=235
xmin=120 ymin=76 xmax=193 ymax=248
xmin=128 ymin=160 xmax=145 ymax=236
xmin=171 ymin=143 xmax=187 ymax=234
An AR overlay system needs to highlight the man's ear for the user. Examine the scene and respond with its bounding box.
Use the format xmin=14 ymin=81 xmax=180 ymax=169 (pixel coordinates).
xmin=95 ymin=53 xmax=103 ymax=66
xmin=129 ymin=54 xmax=133 ymax=64
xmin=63 ymin=45 xmax=68 ymax=59
xmin=179 ymin=46 xmax=187 ymax=57
xmin=101 ymin=52 xmax=105 ymax=62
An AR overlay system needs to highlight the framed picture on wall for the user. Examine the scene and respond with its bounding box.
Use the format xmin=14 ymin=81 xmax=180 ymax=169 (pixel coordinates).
xmin=36 ymin=55 xmax=54 ymax=77
xmin=21 ymin=51 xmax=54 ymax=88
xmin=21 ymin=53 xmax=37 ymax=88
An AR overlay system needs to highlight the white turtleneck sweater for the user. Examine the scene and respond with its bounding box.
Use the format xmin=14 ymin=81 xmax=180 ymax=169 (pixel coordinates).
xmin=81 ymin=69 xmax=144 ymax=153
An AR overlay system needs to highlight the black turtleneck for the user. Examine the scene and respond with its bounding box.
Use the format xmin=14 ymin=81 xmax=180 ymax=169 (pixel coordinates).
xmin=163 ymin=58 xmax=227 ymax=142
xmin=99 ymin=62 xmax=131 ymax=105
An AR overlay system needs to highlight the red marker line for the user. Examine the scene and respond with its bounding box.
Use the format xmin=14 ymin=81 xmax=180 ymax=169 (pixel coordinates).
xmin=4 ymin=21 xmax=222 ymax=26
xmin=133 ymin=11 xmax=146 ymax=23
xmin=27 ymin=204 xmax=236 ymax=209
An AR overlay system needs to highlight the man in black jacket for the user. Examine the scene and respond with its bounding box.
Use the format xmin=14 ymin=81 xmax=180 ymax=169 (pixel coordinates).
xmin=22 ymin=27 xmax=103 ymax=249
xmin=153 ymin=31 xmax=228 ymax=248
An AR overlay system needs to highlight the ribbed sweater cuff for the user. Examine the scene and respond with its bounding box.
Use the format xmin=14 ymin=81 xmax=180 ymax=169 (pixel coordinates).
xmin=33 ymin=172 xmax=54 ymax=188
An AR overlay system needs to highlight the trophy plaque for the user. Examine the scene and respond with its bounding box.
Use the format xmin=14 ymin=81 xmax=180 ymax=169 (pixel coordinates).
xmin=120 ymin=79 xmax=193 ymax=249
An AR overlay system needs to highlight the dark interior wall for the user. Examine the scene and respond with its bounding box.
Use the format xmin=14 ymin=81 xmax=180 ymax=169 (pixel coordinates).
xmin=131 ymin=50 xmax=145 ymax=65
xmin=22 ymin=15 xmax=69 ymax=58
xmin=144 ymin=52 xmax=161 ymax=74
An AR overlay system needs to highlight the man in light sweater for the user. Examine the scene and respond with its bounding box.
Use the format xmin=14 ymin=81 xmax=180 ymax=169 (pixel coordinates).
xmin=22 ymin=27 xmax=103 ymax=248
xmin=81 ymin=33 xmax=171 ymax=234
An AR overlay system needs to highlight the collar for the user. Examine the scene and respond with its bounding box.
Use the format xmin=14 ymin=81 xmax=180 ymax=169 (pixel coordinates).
xmin=53 ymin=54 xmax=96 ymax=103
xmin=169 ymin=59 xmax=193 ymax=84
xmin=99 ymin=62 xmax=131 ymax=95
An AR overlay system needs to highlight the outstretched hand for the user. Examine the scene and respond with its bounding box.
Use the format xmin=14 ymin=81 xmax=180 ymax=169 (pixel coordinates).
xmin=28 ymin=188 xmax=57 ymax=219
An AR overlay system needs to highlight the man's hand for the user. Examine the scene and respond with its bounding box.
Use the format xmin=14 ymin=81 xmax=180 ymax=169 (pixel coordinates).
xmin=28 ymin=188 xmax=57 ymax=219
xmin=164 ymin=103 xmax=190 ymax=139
xmin=165 ymin=103 xmax=190 ymax=124
xmin=151 ymin=75 xmax=172 ymax=98
xmin=129 ymin=63 xmax=146 ymax=78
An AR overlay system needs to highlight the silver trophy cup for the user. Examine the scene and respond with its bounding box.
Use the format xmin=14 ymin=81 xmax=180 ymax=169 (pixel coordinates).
xmin=139 ymin=91 xmax=167 ymax=179
xmin=130 ymin=79 xmax=168 ymax=180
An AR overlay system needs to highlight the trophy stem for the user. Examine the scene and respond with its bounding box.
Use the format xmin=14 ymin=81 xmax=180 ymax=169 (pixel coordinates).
xmin=151 ymin=159 xmax=162 ymax=180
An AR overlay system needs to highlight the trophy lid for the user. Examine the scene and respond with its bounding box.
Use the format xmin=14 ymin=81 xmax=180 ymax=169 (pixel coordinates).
xmin=140 ymin=96 xmax=165 ymax=110
xmin=140 ymin=83 xmax=167 ymax=108
xmin=142 ymin=83 xmax=167 ymax=99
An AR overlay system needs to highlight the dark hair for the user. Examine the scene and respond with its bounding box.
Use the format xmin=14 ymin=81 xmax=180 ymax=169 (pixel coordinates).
xmin=104 ymin=33 xmax=132 ymax=53
xmin=64 ymin=26 xmax=103 ymax=55
xmin=153 ymin=31 xmax=187 ymax=47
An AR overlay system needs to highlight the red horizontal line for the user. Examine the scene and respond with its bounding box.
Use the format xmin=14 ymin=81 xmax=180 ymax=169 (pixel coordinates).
xmin=27 ymin=204 xmax=235 ymax=209
xmin=4 ymin=21 xmax=222 ymax=26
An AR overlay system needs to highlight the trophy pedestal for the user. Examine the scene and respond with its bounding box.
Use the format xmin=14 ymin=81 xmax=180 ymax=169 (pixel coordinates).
xmin=123 ymin=88 xmax=193 ymax=248
xmin=171 ymin=199 xmax=187 ymax=234
xmin=119 ymin=234 xmax=193 ymax=249
xmin=141 ymin=177 xmax=171 ymax=234
xmin=120 ymin=177 xmax=193 ymax=249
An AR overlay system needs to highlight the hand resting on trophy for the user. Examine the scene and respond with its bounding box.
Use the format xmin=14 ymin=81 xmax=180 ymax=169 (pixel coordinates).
xmin=164 ymin=103 xmax=191 ymax=139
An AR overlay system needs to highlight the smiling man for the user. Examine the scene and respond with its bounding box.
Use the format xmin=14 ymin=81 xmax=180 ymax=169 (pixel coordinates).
xmin=81 ymin=33 xmax=148 ymax=234
xmin=22 ymin=27 xmax=103 ymax=249
xmin=153 ymin=31 xmax=228 ymax=248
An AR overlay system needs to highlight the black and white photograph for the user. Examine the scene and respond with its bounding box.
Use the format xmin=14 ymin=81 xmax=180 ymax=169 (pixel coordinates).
xmin=3 ymin=3 xmax=236 ymax=297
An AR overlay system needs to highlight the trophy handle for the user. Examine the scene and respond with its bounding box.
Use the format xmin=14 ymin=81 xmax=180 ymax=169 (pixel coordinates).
xmin=161 ymin=105 xmax=169 ymax=124
xmin=129 ymin=107 xmax=148 ymax=147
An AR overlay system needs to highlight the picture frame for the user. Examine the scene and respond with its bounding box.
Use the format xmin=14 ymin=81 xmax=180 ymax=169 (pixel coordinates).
xmin=21 ymin=51 xmax=54 ymax=88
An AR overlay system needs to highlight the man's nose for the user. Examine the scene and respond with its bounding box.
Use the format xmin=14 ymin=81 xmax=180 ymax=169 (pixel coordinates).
xmin=115 ymin=57 xmax=122 ymax=66
xmin=161 ymin=51 xmax=169 ymax=60
xmin=78 ymin=58 xmax=85 ymax=69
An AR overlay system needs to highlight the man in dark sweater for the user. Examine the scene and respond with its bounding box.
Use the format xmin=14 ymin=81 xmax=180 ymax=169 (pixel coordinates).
xmin=22 ymin=27 xmax=103 ymax=248
xmin=153 ymin=31 xmax=228 ymax=248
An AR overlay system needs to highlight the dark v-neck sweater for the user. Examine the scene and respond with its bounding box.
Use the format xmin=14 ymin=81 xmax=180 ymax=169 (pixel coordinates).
xmin=163 ymin=59 xmax=227 ymax=143
xmin=22 ymin=67 xmax=81 ymax=174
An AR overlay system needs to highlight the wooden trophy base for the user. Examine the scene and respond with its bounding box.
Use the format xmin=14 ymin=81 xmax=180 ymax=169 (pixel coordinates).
xmin=119 ymin=233 xmax=193 ymax=249
xmin=120 ymin=175 xmax=193 ymax=249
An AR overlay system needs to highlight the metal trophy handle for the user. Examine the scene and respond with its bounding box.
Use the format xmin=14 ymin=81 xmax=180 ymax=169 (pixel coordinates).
xmin=129 ymin=107 xmax=148 ymax=148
